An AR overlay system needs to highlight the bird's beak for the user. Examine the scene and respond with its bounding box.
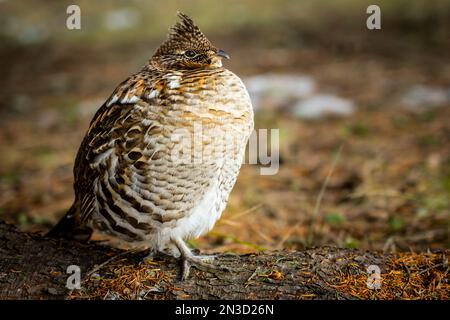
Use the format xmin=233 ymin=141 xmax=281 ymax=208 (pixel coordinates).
xmin=216 ymin=49 xmax=230 ymax=60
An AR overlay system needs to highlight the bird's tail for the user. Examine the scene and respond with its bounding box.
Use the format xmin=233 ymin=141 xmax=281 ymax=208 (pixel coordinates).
xmin=46 ymin=203 xmax=93 ymax=241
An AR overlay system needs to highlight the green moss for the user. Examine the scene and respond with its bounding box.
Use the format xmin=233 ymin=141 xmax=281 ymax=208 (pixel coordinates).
xmin=325 ymin=212 xmax=345 ymax=225
xmin=389 ymin=216 xmax=405 ymax=232
xmin=344 ymin=237 xmax=360 ymax=249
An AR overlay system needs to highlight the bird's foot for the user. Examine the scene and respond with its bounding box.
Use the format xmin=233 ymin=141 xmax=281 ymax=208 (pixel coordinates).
xmin=172 ymin=237 xmax=229 ymax=280
xmin=180 ymin=254 xmax=220 ymax=280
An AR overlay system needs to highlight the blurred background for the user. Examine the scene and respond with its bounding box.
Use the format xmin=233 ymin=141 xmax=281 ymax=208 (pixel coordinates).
xmin=0 ymin=0 xmax=449 ymax=254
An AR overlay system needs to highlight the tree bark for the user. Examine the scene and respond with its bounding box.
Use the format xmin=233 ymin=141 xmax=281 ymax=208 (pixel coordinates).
xmin=0 ymin=221 xmax=446 ymax=300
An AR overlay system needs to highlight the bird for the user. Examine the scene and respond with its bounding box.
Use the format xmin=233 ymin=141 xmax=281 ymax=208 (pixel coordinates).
xmin=47 ymin=12 xmax=254 ymax=280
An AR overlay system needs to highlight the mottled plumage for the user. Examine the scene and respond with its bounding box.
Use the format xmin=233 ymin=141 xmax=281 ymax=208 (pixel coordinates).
xmin=47 ymin=12 xmax=253 ymax=279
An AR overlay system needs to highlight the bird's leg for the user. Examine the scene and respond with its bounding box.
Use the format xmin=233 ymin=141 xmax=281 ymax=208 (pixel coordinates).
xmin=171 ymin=237 xmax=221 ymax=280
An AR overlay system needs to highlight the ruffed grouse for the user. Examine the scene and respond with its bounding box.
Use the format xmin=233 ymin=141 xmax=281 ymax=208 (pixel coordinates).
xmin=47 ymin=12 xmax=254 ymax=279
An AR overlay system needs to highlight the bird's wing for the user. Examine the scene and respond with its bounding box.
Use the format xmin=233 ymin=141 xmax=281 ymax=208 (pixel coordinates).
xmin=74 ymin=71 xmax=163 ymax=224
xmin=74 ymin=70 xmax=220 ymax=236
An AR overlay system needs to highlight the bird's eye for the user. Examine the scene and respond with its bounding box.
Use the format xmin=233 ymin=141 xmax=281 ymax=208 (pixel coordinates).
xmin=184 ymin=50 xmax=197 ymax=58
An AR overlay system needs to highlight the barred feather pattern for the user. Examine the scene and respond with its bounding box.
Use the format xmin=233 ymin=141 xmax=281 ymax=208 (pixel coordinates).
xmin=54 ymin=12 xmax=254 ymax=257
xmin=73 ymin=66 xmax=253 ymax=252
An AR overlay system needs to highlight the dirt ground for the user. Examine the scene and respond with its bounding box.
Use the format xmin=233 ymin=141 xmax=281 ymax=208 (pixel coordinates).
xmin=0 ymin=0 xmax=449 ymax=273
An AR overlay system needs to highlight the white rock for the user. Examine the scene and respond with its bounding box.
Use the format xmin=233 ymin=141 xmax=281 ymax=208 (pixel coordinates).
xmin=293 ymin=94 xmax=355 ymax=119
xmin=401 ymin=85 xmax=450 ymax=112
xmin=244 ymin=74 xmax=316 ymax=110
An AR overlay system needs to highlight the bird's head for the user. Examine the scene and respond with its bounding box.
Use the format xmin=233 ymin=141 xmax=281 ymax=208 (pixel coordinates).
xmin=151 ymin=12 xmax=229 ymax=71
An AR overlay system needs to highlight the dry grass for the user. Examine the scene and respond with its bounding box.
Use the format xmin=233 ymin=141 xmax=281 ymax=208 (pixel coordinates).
xmin=69 ymin=258 xmax=172 ymax=300
xmin=67 ymin=250 xmax=449 ymax=300
xmin=330 ymin=251 xmax=449 ymax=300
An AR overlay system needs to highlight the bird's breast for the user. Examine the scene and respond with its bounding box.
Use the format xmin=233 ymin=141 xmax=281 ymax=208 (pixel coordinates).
xmin=157 ymin=68 xmax=253 ymax=127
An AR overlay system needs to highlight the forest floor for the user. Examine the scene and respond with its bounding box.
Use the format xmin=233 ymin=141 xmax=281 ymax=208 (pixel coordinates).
xmin=0 ymin=0 xmax=449 ymax=299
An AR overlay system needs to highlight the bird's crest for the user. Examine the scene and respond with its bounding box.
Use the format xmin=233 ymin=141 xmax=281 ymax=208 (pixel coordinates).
xmin=153 ymin=12 xmax=214 ymax=57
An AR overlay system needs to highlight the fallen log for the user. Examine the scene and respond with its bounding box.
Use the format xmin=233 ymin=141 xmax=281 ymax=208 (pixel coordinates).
xmin=0 ymin=221 xmax=447 ymax=299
